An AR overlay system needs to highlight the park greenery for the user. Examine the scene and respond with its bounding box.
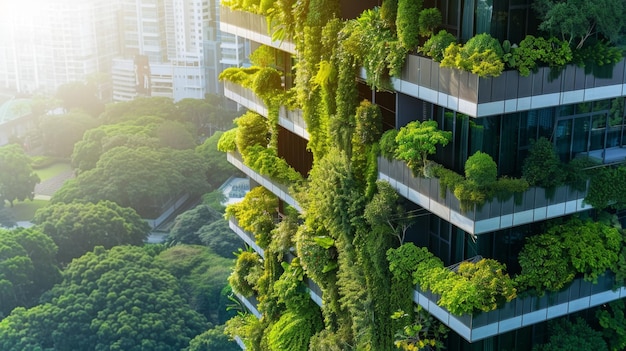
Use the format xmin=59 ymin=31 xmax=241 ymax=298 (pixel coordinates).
xmin=1 ymin=90 xmax=243 ymax=350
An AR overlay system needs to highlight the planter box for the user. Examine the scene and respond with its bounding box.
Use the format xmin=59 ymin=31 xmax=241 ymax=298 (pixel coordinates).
xmin=414 ymin=272 xmax=622 ymax=342
xmin=378 ymin=157 xmax=591 ymax=235
xmin=395 ymin=55 xmax=626 ymax=118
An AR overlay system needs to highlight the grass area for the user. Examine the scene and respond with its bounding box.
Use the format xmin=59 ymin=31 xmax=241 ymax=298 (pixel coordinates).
xmin=9 ymin=199 xmax=49 ymax=222
xmin=34 ymin=162 xmax=72 ymax=182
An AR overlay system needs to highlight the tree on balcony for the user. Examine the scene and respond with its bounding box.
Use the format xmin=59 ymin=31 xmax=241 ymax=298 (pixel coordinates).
xmin=395 ymin=120 xmax=452 ymax=176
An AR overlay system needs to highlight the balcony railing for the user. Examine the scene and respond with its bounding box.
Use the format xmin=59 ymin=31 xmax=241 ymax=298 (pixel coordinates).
xmin=223 ymin=81 xmax=309 ymax=140
xmin=415 ymin=272 xmax=625 ymax=342
xmin=229 ymin=217 xmax=265 ymax=258
xmin=395 ymin=54 xmax=626 ymax=118
xmin=378 ymin=157 xmax=590 ymax=235
xmin=219 ymin=6 xmax=296 ymax=54
xmin=227 ymin=151 xmax=302 ymax=212
xmin=236 ymin=293 xmax=261 ymax=319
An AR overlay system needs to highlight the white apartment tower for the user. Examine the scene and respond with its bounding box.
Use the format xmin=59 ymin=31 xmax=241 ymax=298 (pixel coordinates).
xmin=0 ymin=0 xmax=121 ymax=95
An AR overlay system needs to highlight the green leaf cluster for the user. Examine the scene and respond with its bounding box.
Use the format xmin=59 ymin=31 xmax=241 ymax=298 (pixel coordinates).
xmin=507 ymin=36 xmax=573 ymax=76
xmin=532 ymin=318 xmax=608 ymax=351
xmin=441 ymin=34 xmax=505 ymax=77
xmin=396 ymin=0 xmax=422 ymax=50
xmin=0 ymin=144 xmax=40 ymax=207
xmin=229 ymin=250 xmax=264 ymax=297
xmin=225 ymin=186 xmax=278 ymax=248
xmin=522 ymin=137 xmax=565 ymax=187
xmin=395 ymin=120 xmax=452 ymax=176
xmin=516 ymin=217 xmax=622 ymax=293
xmin=419 ymin=30 xmax=457 ymax=62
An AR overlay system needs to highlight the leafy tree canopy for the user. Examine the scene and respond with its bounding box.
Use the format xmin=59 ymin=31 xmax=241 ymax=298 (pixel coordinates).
xmin=0 ymin=144 xmax=40 ymax=207
xmin=55 ymin=81 xmax=105 ymax=117
xmin=55 ymin=147 xmax=208 ymax=217
xmin=533 ymin=0 xmax=626 ymax=49
xmin=196 ymin=131 xmax=239 ymax=189
xmin=167 ymin=204 xmax=224 ymax=246
xmin=39 ymin=110 xmax=100 ymax=158
xmin=187 ymin=324 xmax=240 ymax=351
xmin=0 ymin=246 xmax=209 ymax=351
xmin=0 ymin=227 xmax=61 ymax=318
xmin=156 ymin=245 xmax=234 ymax=324
xmin=33 ymin=200 xmax=150 ymax=263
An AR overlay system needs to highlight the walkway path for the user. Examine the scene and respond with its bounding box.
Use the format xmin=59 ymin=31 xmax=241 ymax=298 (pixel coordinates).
xmin=34 ymin=170 xmax=74 ymax=197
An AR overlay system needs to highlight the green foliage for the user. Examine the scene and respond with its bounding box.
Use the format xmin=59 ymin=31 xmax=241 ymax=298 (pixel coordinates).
xmin=441 ymin=34 xmax=505 ymax=77
xmin=379 ymin=129 xmax=399 ymax=160
xmin=234 ymin=112 xmax=269 ymax=156
xmin=250 ymin=45 xmax=281 ymax=68
xmin=39 ymin=111 xmax=99 ymax=158
xmin=380 ymin=0 xmax=398 ymax=28
xmin=532 ymin=318 xmax=608 ymax=351
xmin=224 ymin=312 xmax=265 ymax=350
xmin=217 ymin=128 xmax=237 ymax=152
xmin=516 ymin=217 xmax=622 ymax=293
xmin=33 ymin=200 xmax=149 ymax=263
xmin=507 ymin=36 xmax=573 ymax=76
xmin=55 ymin=147 xmax=209 ymax=217
xmin=218 ymin=66 xmax=261 ymax=88
xmin=585 ymin=165 xmax=626 ymax=210
xmin=101 ymin=96 xmax=178 ymax=123
xmin=419 ymin=30 xmax=457 ymax=62
xmin=420 ymin=259 xmax=516 ymax=315
xmin=392 ymin=306 xmax=447 ymax=351
xmin=55 ymin=81 xmax=105 ymax=117
xmin=464 ymin=151 xmax=497 ymax=188
xmin=308 ymin=329 xmax=344 ymax=351
xmin=596 ymin=300 xmax=626 ymax=351
xmin=187 ymin=325 xmax=240 ymax=351
xmin=522 ymin=137 xmax=565 ymax=187
xmin=396 ymin=0 xmax=423 ymax=50
xmin=252 ymin=67 xmax=283 ymax=100
xmin=267 ymin=310 xmax=323 ymax=351
xmin=225 ymin=186 xmax=278 ymax=248
xmin=0 ymin=246 xmax=209 ymax=351
xmin=156 ymin=245 xmax=234 ymax=324
xmin=533 ymin=0 xmax=626 ymax=49
xmin=196 ymin=131 xmax=239 ymax=189
xmin=572 ymin=40 xmax=624 ymax=68
xmin=0 ymin=228 xmax=60 ymax=317
xmin=0 ymin=145 xmax=40 ymax=207
xmin=395 ymin=120 xmax=452 ymax=176
xmin=229 ymin=250 xmax=263 ymax=297
xmin=166 ymin=204 xmax=223 ymax=246
xmin=197 ymin=219 xmax=244 ymax=259
xmin=418 ymin=8 xmax=442 ymax=38
xmin=243 ymin=145 xmax=303 ymax=184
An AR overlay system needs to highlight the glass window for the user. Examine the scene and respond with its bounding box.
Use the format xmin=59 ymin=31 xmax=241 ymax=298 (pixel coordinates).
xmin=555 ymin=119 xmax=572 ymax=161
xmin=571 ymin=116 xmax=590 ymax=155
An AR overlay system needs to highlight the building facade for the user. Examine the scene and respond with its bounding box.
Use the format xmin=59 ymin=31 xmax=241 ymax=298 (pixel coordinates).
xmin=219 ymin=0 xmax=626 ymax=350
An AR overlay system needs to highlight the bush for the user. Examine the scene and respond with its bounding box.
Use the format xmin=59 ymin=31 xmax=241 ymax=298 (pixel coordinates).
xmin=396 ymin=0 xmax=423 ymax=50
xmin=441 ymin=33 xmax=505 ymax=77
xmin=420 ymin=30 xmax=457 ymax=62
xmin=507 ymin=35 xmax=572 ymax=76
xmin=252 ymin=67 xmax=282 ymax=100
xmin=229 ymin=250 xmax=264 ymax=297
xmin=418 ymin=8 xmax=442 ymax=38
xmin=380 ymin=0 xmax=398 ymax=28
xmin=217 ymin=128 xmax=237 ymax=152
xmin=379 ymin=129 xmax=398 ymax=160
xmin=464 ymin=151 xmax=497 ymax=188
xmin=234 ymin=112 xmax=269 ymax=156
xmin=522 ymin=137 xmax=564 ymax=188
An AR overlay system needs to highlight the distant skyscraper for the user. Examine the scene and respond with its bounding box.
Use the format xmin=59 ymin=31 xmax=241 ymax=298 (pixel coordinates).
xmin=0 ymin=0 xmax=121 ymax=95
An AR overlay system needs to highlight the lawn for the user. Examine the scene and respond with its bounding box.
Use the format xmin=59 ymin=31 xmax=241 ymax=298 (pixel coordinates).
xmin=35 ymin=162 xmax=72 ymax=182
xmin=9 ymin=199 xmax=49 ymax=222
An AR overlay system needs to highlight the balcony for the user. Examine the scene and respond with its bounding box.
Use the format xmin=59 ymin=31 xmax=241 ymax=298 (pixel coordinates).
xmin=219 ymin=6 xmax=296 ymax=54
xmin=415 ymin=272 xmax=626 ymax=342
xmin=227 ymin=151 xmax=302 ymax=212
xmin=229 ymin=217 xmax=265 ymax=258
xmin=223 ymin=81 xmax=309 ymax=140
xmin=378 ymin=157 xmax=591 ymax=235
xmin=395 ymin=55 xmax=626 ymax=118
xmin=236 ymin=293 xmax=261 ymax=319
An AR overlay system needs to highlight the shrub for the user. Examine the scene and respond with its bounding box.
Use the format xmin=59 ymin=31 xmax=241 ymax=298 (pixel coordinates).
xmin=522 ymin=137 xmax=564 ymax=188
xmin=396 ymin=0 xmax=423 ymax=50
xmin=234 ymin=112 xmax=269 ymax=156
xmin=464 ymin=151 xmax=497 ymax=188
xmin=441 ymin=33 xmax=505 ymax=77
xmin=380 ymin=0 xmax=398 ymax=28
xmin=217 ymin=128 xmax=237 ymax=152
xmin=507 ymin=35 xmax=572 ymax=76
xmin=225 ymin=187 xmax=278 ymax=248
xmin=252 ymin=67 xmax=282 ymax=100
xmin=229 ymin=250 xmax=264 ymax=297
xmin=420 ymin=30 xmax=457 ymax=62
xmin=379 ymin=129 xmax=398 ymax=160
xmin=418 ymin=8 xmax=442 ymax=38
xmin=395 ymin=120 xmax=451 ymax=176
